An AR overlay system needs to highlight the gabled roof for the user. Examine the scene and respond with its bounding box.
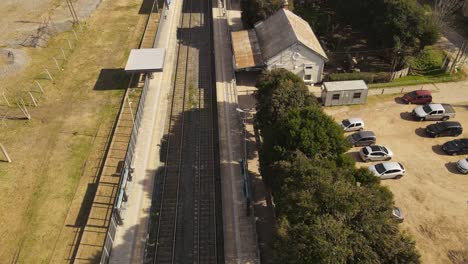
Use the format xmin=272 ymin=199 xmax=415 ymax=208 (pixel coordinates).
xmin=254 ymin=9 xmax=328 ymax=61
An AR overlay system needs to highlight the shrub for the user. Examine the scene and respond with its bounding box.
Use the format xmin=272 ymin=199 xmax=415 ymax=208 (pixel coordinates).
xmin=408 ymin=46 xmax=445 ymax=70
xmin=328 ymin=72 xmax=392 ymax=84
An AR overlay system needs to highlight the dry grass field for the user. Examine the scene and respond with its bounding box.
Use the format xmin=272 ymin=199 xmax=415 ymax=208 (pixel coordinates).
xmin=0 ymin=0 xmax=148 ymax=262
xmin=326 ymin=81 xmax=468 ymax=264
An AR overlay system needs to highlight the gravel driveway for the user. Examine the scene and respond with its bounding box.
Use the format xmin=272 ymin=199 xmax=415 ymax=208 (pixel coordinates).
xmin=325 ymin=80 xmax=468 ymax=264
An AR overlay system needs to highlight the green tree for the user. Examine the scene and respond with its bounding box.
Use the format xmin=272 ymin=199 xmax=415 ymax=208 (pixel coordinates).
xmin=261 ymin=105 xmax=349 ymax=168
xmin=270 ymin=153 xmax=420 ymax=263
xmin=255 ymin=69 xmax=317 ymax=131
xmin=274 ymin=216 xmax=353 ymax=264
xmin=241 ymin=0 xmax=283 ymax=27
xmin=326 ymin=0 xmax=438 ymax=50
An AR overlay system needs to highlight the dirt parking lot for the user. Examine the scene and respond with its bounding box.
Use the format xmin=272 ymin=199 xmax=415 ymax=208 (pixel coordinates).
xmin=325 ymin=80 xmax=468 ymax=264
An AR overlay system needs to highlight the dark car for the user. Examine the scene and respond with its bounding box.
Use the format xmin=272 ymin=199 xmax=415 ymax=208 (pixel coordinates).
xmin=442 ymin=138 xmax=468 ymax=155
xmin=425 ymin=121 xmax=463 ymax=137
xmin=348 ymin=131 xmax=376 ymax=147
xmin=402 ymin=90 xmax=432 ymax=104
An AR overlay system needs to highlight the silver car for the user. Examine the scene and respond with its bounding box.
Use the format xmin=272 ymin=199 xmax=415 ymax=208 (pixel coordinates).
xmin=340 ymin=118 xmax=364 ymax=132
xmin=368 ymin=162 xmax=405 ymax=179
xmin=359 ymin=145 xmax=393 ymax=162
xmin=392 ymin=207 xmax=405 ymax=223
xmin=456 ymin=158 xmax=468 ymax=174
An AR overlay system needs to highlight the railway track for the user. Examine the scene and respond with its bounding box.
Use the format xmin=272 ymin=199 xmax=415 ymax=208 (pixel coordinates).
xmin=144 ymin=0 xmax=222 ymax=263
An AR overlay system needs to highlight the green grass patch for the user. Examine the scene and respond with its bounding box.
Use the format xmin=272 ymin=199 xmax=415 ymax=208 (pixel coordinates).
xmin=407 ymin=46 xmax=445 ymax=70
xmin=188 ymin=82 xmax=198 ymax=109
xmin=369 ymin=70 xmax=465 ymax=88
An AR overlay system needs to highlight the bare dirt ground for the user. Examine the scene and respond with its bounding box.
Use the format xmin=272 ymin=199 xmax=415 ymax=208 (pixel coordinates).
xmin=0 ymin=0 xmax=102 ymax=76
xmin=0 ymin=0 xmax=147 ymax=263
xmin=325 ymin=80 xmax=468 ymax=264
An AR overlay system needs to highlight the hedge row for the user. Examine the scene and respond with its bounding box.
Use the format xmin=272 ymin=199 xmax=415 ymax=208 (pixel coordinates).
xmin=328 ymin=72 xmax=391 ymax=84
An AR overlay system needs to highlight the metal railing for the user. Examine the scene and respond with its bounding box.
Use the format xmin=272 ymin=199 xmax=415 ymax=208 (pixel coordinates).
xmin=99 ymin=74 xmax=150 ymax=264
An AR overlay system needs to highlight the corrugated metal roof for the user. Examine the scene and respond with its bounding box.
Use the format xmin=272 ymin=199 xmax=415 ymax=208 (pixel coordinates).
xmin=231 ymin=29 xmax=264 ymax=69
xmin=254 ymin=9 xmax=328 ymax=61
xmin=323 ymin=80 xmax=368 ymax=91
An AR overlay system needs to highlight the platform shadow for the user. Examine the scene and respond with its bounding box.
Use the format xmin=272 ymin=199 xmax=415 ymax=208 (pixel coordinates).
xmin=93 ymin=69 xmax=130 ymax=90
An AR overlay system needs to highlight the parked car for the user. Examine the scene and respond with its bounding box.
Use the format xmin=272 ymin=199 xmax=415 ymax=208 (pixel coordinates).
xmin=402 ymin=90 xmax=432 ymax=104
xmin=456 ymin=158 xmax=468 ymax=174
xmin=425 ymin=121 xmax=463 ymax=137
xmin=339 ymin=118 xmax=364 ymax=132
xmin=348 ymin=131 xmax=376 ymax=147
xmin=412 ymin=103 xmax=456 ymax=121
xmin=442 ymin=138 xmax=468 ymax=155
xmin=392 ymin=207 xmax=405 ymax=223
xmin=359 ymin=145 xmax=393 ymax=162
xmin=368 ymin=162 xmax=405 ymax=179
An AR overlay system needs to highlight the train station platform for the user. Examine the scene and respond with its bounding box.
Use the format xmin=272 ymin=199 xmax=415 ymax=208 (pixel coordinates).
xmin=107 ymin=0 xmax=183 ymax=262
xmin=212 ymin=0 xmax=261 ymax=263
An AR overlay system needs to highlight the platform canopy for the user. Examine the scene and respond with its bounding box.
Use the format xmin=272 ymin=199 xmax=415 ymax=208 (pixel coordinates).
xmin=124 ymin=48 xmax=166 ymax=73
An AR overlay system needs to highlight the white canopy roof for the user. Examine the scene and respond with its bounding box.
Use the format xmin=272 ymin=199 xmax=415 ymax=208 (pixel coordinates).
xmin=125 ymin=48 xmax=165 ymax=73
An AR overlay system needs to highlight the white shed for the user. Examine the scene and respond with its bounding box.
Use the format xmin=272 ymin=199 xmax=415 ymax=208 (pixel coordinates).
xmin=231 ymin=9 xmax=328 ymax=84
xmin=321 ymin=80 xmax=368 ymax=106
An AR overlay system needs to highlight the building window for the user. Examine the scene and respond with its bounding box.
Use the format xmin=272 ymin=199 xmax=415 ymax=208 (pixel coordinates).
xmin=353 ymin=92 xmax=361 ymax=99
xmin=332 ymin=94 xmax=340 ymax=100
xmin=304 ymin=74 xmax=312 ymax=81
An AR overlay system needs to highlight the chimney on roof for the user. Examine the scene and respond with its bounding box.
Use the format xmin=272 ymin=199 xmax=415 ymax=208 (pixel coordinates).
xmin=283 ymin=0 xmax=289 ymax=10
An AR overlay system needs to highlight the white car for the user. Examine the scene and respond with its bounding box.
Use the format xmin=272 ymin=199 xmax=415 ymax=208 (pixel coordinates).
xmin=359 ymin=145 xmax=393 ymax=162
xmin=340 ymin=118 xmax=364 ymax=132
xmin=368 ymin=162 xmax=405 ymax=179
xmin=456 ymin=158 xmax=468 ymax=174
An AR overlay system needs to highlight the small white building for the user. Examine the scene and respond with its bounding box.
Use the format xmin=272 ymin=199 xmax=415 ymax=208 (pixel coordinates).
xmin=231 ymin=8 xmax=328 ymax=84
xmin=321 ymin=80 xmax=368 ymax=106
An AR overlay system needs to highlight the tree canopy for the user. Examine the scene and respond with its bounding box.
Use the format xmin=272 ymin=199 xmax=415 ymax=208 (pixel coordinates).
xmin=241 ymin=0 xmax=284 ymax=27
xmin=255 ymin=69 xmax=317 ymax=131
xmin=242 ymin=0 xmax=439 ymax=50
xmin=270 ymin=152 xmax=420 ymax=263
xmin=323 ymin=0 xmax=439 ymax=49
xmin=255 ymin=69 xmax=420 ymax=263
